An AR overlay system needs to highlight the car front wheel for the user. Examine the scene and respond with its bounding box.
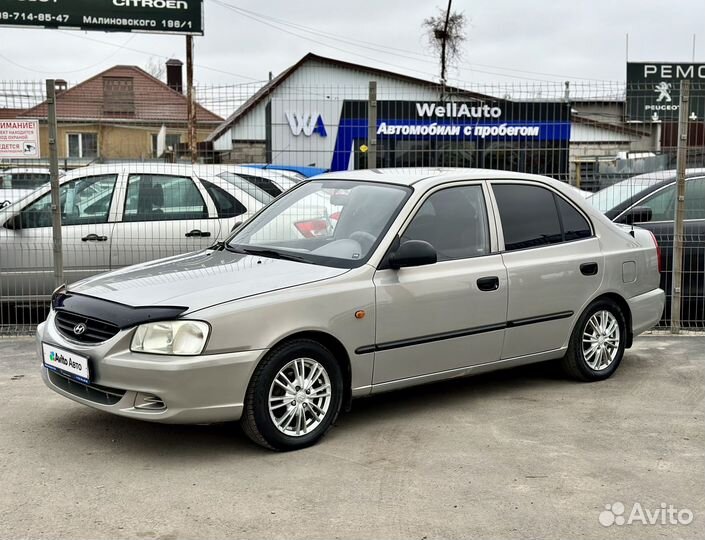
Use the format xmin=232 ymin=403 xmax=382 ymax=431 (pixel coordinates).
xmin=561 ymin=299 xmax=627 ymax=381
xmin=241 ymin=339 xmax=343 ymax=450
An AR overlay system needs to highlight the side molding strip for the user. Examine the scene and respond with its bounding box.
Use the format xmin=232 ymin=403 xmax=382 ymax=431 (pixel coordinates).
xmin=355 ymin=311 xmax=574 ymax=355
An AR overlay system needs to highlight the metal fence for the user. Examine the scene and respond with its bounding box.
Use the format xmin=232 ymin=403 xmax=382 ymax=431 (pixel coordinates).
xmin=1 ymin=77 xmax=704 ymax=334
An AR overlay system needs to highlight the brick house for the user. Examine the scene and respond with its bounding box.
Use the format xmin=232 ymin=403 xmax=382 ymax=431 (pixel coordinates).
xmin=17 ymin=62 xmax=222 ymax=164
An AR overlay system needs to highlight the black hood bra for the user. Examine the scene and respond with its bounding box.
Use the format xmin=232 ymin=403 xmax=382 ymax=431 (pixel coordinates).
xmin=53 ymin=290 xmax=187 ymax=330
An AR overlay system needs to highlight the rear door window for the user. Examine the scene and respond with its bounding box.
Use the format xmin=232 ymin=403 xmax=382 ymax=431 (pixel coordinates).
xmin=493 ymin=184 xmax=592 ymax=251
xmin=555 ymin=196 xmax=592 ymax=240
xmin=492 ymin=184 xmax=563 ymax=250
xmin=123 ymin=174 xmax=207 ymax=222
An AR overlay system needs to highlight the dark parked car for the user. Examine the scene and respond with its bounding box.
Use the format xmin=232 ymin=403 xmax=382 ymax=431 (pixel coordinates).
xmin=588 ymin=169 xmax=705 ymax=326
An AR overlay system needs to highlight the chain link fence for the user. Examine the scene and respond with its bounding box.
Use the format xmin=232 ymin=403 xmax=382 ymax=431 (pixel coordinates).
xmin=1 ymin=77 xmax=704 ymax=334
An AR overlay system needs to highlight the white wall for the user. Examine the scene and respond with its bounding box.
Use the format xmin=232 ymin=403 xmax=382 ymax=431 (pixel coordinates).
xmin=222 ymin=58 xmax=449 ymax=148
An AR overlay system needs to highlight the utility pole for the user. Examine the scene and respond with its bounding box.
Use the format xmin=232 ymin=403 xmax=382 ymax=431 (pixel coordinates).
xmin=45 ymin=80 xmax=63 ymax=289
xmin=367 ymin=81 xmax=377 ymax=169
xmin=671 ymin=80 xmax=690 ymax=333
xmin=439 ymin=0 xmax=452 ymax=85
xmin=186 ymin=35 xmax=197 ymax=163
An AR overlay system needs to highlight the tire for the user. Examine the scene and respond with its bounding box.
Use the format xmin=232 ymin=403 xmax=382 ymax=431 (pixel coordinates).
xmin=241 ymin=339 xmax=344 ymax=451
xmin=561 ymin=298 xmax=627 ymax=382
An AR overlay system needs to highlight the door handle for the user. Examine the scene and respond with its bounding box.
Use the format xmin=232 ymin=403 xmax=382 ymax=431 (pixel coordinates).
xmin=185 ymin=229 xmax=211 ymax=238
xmin=580 ymin=262 xmax=599 ymax=276
xmin=477 ymin=276 xmax=500 ymax=291
xmin=81 ymin=234 xmax=108 ymax=242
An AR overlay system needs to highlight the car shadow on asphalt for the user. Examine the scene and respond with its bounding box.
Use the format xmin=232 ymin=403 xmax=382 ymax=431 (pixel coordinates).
xmin=340 ymin=359 xmax=569 ymax=428
xmin=47 ymin=358 xmax=575 ymax=456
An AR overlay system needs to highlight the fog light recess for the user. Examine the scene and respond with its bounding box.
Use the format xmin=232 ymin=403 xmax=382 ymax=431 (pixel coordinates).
xmin=134 ymin=392 xmax=166 ymax=411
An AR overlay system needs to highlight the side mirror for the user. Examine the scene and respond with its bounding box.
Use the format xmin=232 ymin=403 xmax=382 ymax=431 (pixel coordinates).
xmin=623 ymin=206 xmax=653 ymax=225
xmin=3 ymin=214 xmax=22 ymax=230
xmin=389 ymin=240 xmax=437 ymax=269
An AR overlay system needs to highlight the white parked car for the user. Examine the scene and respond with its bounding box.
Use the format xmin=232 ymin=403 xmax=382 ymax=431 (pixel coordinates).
xmin=0 ymin=167 xmax=63 ymax=207
xmin=0 ymin=163 xmax=266 ymax=305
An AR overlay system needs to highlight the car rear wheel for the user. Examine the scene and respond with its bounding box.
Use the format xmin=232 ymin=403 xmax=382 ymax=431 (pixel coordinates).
xmin=561 ymin=298 xmax=627 ymax=381
xmin=241 ymin=339 xmax=343 ymax=450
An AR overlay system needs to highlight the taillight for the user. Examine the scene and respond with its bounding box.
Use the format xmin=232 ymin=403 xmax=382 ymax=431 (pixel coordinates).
xmin=294 ymin=219 xmax=328 ymax=238
xmin=648 ymin=230 xmax=662 ymax=273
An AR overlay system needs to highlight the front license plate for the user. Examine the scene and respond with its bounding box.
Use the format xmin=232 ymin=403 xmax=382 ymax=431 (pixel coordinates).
xmin=42 ymin=343 xmax=90 ymax=384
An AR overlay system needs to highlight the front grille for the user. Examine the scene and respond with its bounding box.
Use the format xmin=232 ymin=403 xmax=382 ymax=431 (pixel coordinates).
xmin=48 ymin=370 xmax=126 ymax=405
xmin=55 ymin=310 xmax=120 ymax=344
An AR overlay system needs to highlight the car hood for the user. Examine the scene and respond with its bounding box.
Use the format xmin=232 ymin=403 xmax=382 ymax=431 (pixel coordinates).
xmin=69 ymin=249 xmax=349 ymax=311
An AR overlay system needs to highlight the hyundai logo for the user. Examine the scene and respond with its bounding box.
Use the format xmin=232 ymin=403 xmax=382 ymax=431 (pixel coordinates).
xmin=73 ymin=323 xmax=87 ymax=336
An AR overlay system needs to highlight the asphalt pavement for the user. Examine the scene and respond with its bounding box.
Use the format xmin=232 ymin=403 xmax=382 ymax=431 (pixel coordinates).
xmin=0 ymin=335 xmax=703 ymax=539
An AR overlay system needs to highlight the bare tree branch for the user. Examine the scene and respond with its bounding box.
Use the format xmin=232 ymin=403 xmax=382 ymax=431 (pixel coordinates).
xmin=422 ymin=4 xmax=467 ymax=84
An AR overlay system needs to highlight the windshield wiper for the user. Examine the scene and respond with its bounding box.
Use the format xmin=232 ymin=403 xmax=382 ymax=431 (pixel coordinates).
xmin=228 ymin=245 xmax=307 ymax=262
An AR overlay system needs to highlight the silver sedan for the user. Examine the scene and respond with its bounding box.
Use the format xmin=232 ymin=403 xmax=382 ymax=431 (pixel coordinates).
xmin=37 ymin=168 xmax=665 ymax=450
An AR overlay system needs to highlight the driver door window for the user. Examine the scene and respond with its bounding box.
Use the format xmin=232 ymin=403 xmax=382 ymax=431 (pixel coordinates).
xmin=19 ymin=175 xmax=117 ymax=228
xmin=635 ymin=178 xmax=705 ymax=222
xmin=636 ymin=184 xmax=675 ymax=222
xmin=6 ymin=175 xmax=117 ymax=294
xmin=402 ymin=185 xmax=490 ymax=261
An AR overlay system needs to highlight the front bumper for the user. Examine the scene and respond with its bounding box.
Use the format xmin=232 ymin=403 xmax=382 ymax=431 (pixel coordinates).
xmin=37 ymin=312 xmax=266 ymax=424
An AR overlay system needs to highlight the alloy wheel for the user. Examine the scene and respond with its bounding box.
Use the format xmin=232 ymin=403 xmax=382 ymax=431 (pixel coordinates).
xmin=268 ymin=357 xmax=332 ymax=436
xmin=582 ymin=310 xmax=621 ymax=371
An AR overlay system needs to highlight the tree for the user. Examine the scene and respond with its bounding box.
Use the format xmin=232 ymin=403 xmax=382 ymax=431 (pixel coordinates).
xmin=144 ymin=57 xmax=165 ymax=81
xmin=422 ymin=1 xmax=467 ymax=86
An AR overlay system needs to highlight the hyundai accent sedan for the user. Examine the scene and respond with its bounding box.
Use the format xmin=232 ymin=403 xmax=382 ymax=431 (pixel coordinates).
xmin=37 ymin=168 xmax=665 ymax=450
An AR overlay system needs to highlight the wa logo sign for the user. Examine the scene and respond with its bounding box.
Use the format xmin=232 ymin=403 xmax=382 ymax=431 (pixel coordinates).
xmin=285 ymin=112 xmax=327 ymax=137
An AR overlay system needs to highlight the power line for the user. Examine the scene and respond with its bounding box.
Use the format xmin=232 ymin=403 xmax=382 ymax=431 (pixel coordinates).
xmin=0 ymin=35 xmax=136 ymax=75
xmin=213 ymin=0 xmax=621 ymax=83
xmin=210 ymin=0 xmax=443 ymax=81
xmin=54 ymin=29 xmax=263 ymax=81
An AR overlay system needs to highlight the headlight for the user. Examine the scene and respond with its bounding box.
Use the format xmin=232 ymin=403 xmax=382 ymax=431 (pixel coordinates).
xmin=131 ymin=321 xmax=210 ymax=355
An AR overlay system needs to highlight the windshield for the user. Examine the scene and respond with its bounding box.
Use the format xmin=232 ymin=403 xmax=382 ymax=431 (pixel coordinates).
xmin=217 ymin=172 xmax=274 ymax=205
xmin=587 ymin=177 xmax=666 ymax=213
xmin=227 ymin=179 xmax=411 ymax=268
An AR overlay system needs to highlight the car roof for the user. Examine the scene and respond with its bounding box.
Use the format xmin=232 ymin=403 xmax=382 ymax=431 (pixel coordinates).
xmin=61 ymin=162 xmax=229 ymax=178
xmin=2 ymin=168 xmax=53 ymax=174
xmin=613 ymin=167 xmax=705 ymax=185
xmin=314 ymin=167 xmax=568 ymax=188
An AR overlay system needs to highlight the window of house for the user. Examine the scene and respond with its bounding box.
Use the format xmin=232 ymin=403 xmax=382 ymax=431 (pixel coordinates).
xmin=103 ymin=76 xmax=135 ymax=115
xmin=151 ymin=133 xmax=182 ymax=157
xmin=123 ymin=174 xmax=207 ymax=222
xmin=401 ymin=185 xmax=490 ymax=261
xmin=67 ymin=133 xmax=98 ymax=158
xmin=19 ymin=175 xmax=117 ymax=228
